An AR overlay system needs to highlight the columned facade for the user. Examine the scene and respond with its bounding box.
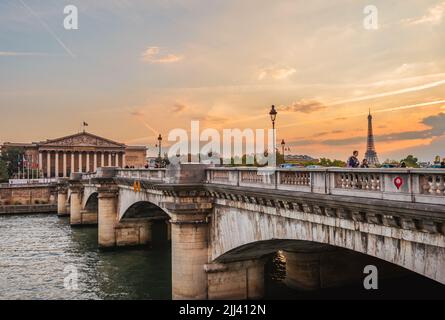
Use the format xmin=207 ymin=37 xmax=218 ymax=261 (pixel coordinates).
xmin=39 ymin=150 xmax=127 ymax=178
xmin=2 ymin=131 xmax=147 ymax=179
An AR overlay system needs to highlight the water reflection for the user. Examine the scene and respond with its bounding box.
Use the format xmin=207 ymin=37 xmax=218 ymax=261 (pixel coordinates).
xmin=0 ymin=214 xmax=171 ymax=300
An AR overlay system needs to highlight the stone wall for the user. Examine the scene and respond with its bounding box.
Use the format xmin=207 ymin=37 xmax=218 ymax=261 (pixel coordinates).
xmin=0 ymin=185 xmax=56 ymax=205
xmin=125 ymin=148 xmax=146 ymax=168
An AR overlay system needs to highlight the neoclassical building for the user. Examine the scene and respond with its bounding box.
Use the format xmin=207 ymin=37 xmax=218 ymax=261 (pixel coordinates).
xmin=1 ymin=131 xmax=147 ymax=178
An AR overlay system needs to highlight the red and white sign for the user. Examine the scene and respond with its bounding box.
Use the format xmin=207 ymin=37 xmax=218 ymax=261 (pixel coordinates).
xmin=394 ymin=176 xmax=404 ymax=190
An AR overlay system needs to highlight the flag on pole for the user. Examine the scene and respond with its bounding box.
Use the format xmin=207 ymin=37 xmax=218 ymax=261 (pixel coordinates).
xmin=82 ymin=121 xmax=89 ymax=133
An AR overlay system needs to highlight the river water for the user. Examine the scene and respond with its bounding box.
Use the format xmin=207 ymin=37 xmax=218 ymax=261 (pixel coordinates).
xmin=0 ymin=214 xmax=171 ymax=300
xmin=1 ymin=214 xmax=444 ymax=300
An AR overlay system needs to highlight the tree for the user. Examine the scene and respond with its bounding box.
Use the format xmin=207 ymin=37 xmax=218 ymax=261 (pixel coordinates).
xmin=318 ymin=158 xmax=346 ymax=167
xmin=0 ymin=147 xmax=24 ymax=178
xmin=0 ymin=159 xmax=8 ymax=182
xmin=400 ymin=155 xmax=419 ymax=168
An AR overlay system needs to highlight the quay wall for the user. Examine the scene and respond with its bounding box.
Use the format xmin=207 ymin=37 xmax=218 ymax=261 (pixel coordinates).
xmin=0 ymin=184 xmax=57 ymax=206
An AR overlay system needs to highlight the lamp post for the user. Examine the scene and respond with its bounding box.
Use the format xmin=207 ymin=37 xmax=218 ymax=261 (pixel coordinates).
xmin=269 ymin=105 xmax=278 ymax=165
xmin=281 ymin=139 xmax=285 ymax=163
xmin=157 ymin=134 xmax=163 ymax=167
xmin=157 ymin=134 xmax=163 ymax=158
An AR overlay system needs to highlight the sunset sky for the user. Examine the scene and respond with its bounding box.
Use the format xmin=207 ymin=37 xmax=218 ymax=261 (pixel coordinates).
xmin=1 ymin=0 xmax=445 ymax=161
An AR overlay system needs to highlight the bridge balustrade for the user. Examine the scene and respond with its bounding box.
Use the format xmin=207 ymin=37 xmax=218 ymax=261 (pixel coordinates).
xmin=79 ymin=167 xmax=445 ymax=205
xmin=115 ymin=169 xmax=166 ymax=182
xmin=420 ymin=173 xmax=445 ymax=196
xmin=206 ymin=167 xmax=445 ymax=205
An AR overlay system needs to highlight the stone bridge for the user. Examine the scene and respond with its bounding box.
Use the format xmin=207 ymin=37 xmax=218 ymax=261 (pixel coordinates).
xmin=57 ymin=164 xmax=445 ymax=299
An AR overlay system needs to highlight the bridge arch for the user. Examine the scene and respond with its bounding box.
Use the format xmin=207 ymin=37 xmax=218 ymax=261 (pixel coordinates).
xmin=118 ymin=187 xmax=173 ymax=221
xmin=83 ymin=192 xmax=98 ymax=212
xmin=210 ymin=206 xmax=445 ymax=285
xmin=82 ymin=185 xmax=99 ymax=209
xmin=120 ymin=200 xmax=169 ymax=221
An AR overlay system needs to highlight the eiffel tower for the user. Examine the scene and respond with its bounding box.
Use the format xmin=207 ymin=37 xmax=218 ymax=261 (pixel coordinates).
xmin=365 ymin=109 xmax=380 ymax=166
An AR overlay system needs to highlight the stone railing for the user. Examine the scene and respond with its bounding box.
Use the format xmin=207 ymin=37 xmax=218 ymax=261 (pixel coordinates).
xmin=81 ymin=173 xmax=97 ymax=180
xmin=420 ymin=172 xmax=445 ymax=196
xmin=206 ymin=167 xmax=445 ymax=205
xmin=78 ymin=166 xmax=445 ymax=205
xmin=115 ymin=168 xmax=167 ymax=182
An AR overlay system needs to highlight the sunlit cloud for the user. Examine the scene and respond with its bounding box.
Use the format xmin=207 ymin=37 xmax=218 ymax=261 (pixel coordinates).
xmin=172 ymin=103 xmax=187 ymax=113
xmin=258 ymin=66 xmax=296 ymax=80
xmin=278 ymin=99 xmax=327 ymax=114
xmin=281 ymin=99 xmax=445 ymax=129
xmin=403 ymin=1 xmax=445 ymax=26
xmin=141 ymin=46 xmax=183 ymax=64
xmin=319 ymin=113 xmax=445 ymax=146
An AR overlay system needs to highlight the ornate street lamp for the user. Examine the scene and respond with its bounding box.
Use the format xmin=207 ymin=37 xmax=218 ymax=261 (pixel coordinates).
xmin=269 ymin=105 xmax=278 ymax=165
xmin=157 ymin=134 xmax=163 ymax=159
xmin=281 ymin=139 xmax=286 ymax=163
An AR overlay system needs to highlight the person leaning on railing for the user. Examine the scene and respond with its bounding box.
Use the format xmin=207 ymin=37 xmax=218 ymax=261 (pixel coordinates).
xmin=347 ymin=151 xmax=360 ymax=168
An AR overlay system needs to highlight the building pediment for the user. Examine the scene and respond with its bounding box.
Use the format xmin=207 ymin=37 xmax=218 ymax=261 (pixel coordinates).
xmin=39 ymin=132 xmax=125 ymax=149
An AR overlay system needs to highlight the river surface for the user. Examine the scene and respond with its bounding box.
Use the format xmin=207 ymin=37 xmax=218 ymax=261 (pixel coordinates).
xmin=1 ymin=214 xmax=444 ymax=300
xmin=0 ymin=214 xmax=171 ymax=300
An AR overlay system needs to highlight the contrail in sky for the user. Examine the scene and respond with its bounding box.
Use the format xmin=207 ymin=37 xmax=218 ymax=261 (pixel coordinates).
xmin=18 ymin=0 xmax=76 ymax=58
xmin=328 ymin=79 xmax=445 ymax=106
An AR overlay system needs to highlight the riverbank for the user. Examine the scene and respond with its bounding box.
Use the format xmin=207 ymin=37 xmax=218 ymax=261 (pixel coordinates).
xmin=0 ymin=183 xmax=56 ymax=207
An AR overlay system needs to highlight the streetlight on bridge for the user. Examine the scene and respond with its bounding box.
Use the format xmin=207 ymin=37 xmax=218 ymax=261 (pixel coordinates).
xmin=157 ymin=134 xmax=163 ymax=158
xmin=281 ymin=139 xmax=286 ymax=163
xmin=156 ymin=134 xmax=163 ymax=168
xmin=269 ymin=105 xmax=277 ymax=165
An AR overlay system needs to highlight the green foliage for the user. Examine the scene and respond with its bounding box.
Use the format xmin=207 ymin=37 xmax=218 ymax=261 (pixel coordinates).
xmin=318 ymin=158 xmax=346 ymax=167
xmin=400 ymin=155 xmax=419 ymax=168
xmin=0 ymin=147 xmax=24 ymax=179
xmin=290 ymin=158 xmax=346 ymax=167
xmin=0 ymin=159 xmax=8 ymax=182
xmin=383 ymin=159 xmax=399 ymax=165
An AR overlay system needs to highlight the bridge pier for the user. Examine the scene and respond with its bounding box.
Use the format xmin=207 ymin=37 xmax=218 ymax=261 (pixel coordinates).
xmin=79 ymin=210 xmax=98 ymax=225
xmin=169 ymin=208 xmax=211 ymax=300
xmin=205 ymin=259 xmax=266 ymax=300
xmin=115 ymin=220 xmax=152 ymax=247
xmin=57 ymin=189 xmax=68 ymax=217
xmin=69 ymin=187 xmax=82 ymax=226
xmin=98 ymin=187 xmax=118 ymax=248
xmin=166 ymin=220 xmax=171 ymax=241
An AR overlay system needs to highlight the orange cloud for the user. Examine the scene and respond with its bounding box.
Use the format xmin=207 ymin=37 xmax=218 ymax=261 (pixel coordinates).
xmin=403 ymin=1 xmax=445 ymax=26
xmin=141 ymin=47 xmax=183 ymax=64
xmin=278 ymin=99 xmax=327 ymax=114
xmin=258 ymin=66 xmax=296 ymax=80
